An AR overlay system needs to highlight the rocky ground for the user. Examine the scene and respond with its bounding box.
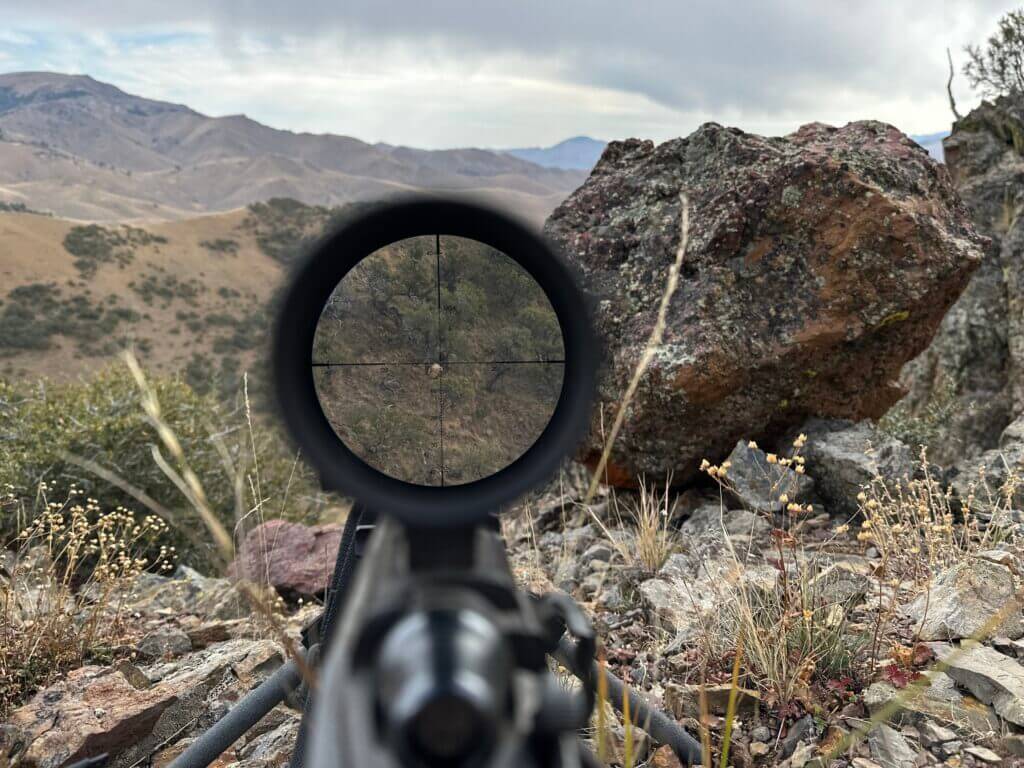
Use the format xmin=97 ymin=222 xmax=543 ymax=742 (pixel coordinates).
xmin=5 ymin=415 xmax=1024 ymax=768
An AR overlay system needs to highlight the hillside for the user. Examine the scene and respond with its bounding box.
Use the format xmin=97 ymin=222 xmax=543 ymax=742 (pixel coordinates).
xmin=0 ymin=202 xmax=563 ymax=487
xmin=0 ymin=203 xmax=296 ymax=388
xmin=0 ymin=73 xmax=586 ymax=224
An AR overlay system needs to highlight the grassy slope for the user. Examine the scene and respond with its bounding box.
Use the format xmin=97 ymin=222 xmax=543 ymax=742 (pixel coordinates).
xmin=0 ymin=208 xmax=280 ymax=382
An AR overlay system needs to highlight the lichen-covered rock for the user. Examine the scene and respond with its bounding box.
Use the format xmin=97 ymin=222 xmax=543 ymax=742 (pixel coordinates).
xmin=901 ymin=96 xmax=1024 ymax=463
xmin=545 ymin=121 xmax=985 ymax=484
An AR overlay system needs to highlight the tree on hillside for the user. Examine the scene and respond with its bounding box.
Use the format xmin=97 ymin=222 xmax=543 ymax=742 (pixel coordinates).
xmin=964 ymin=9 xmax=1024 ymax=98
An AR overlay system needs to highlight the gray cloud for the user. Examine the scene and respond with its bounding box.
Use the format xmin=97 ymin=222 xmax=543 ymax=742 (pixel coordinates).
xmin=0 ymin=0 xmax=1018 ymax=145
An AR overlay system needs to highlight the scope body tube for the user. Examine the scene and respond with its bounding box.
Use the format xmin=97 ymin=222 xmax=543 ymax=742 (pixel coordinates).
xmin=554 ymin=636 xmax=703 ymax=766
xmin=168 ymin=653 xmax=304 ymax=768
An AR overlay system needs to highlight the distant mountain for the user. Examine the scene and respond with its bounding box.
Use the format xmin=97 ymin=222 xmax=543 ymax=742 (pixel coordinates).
xmin=910 ymin=131 xmax=948 ymax=162
xmin=0 ymin=72 xmax=587 ymax=223
xmin=504 ymin=136 xmax=607 ymax=170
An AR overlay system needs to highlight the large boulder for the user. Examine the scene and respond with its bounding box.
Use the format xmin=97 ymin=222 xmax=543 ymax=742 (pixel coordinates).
xmin=901 ymin=96 xmax=1024 ymax=463
xmin=545 ymin=121 xmax=985 ymax=484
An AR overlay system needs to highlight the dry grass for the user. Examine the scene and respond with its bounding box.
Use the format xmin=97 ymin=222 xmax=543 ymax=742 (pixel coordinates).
xmin=698 ymin=436 xmax=866 ymax=713
xmin=0 ymin=484 xmax=173 ymax=716
xmin=854 ymin=448 xmax=1021 ymax=583
xmin=587 ymin=478 xmax=680 ymax=574
xmin=122 ymin=353 xmax=316 ymax=686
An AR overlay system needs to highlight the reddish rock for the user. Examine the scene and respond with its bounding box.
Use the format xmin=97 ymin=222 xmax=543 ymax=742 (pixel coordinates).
xmin=545 ymin=121 xmax=986 ymax=483
xmin=5 ymin=639 xmax=281 ymax=768
xmin=230 ymin=519 xmax=342 ymax=596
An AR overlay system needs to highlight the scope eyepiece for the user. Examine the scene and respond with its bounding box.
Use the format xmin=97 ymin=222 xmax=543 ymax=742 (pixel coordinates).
xmin=375 ymin=609 xmax=512 ymax=768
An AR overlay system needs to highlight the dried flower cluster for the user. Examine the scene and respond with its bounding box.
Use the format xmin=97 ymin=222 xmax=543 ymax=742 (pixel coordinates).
xmin=854 ymin=449 xmax=1021 ymax=582
xmin=0 ymin=485 xmax=175 ymax=715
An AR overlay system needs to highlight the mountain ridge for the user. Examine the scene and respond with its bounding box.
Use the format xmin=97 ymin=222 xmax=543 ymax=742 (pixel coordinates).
xmin=0 ymin=72 xmax=586 ymax=223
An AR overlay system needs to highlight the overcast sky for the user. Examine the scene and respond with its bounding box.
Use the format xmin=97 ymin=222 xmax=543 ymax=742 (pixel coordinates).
xmin=0 ymin=1 xmax=1016 ymax=148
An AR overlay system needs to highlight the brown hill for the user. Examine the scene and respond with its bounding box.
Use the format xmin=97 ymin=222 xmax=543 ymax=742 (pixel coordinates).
xmin=0 ymin=204 xmax=286 ymax=387
xmin=0 ymin=72 xmax=585 ymax=224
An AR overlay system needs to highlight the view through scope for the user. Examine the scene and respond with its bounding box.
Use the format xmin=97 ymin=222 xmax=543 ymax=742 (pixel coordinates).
xmin=312 ymin=235 xmax=564 ymax=487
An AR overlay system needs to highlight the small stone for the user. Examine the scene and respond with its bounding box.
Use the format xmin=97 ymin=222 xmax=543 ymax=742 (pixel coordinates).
xmin=779 ymin=715 xmax=816 ymax=760
xmin=930 ymin=642 xmax=1024 ymax=727
xmin=942 ymin=741 xmax=964 ymax=758
xmin=751 ymin=726 xmax=771 ymax=742
xmin=918 ymin=720 xmax=958 ymax=747
xmin=868 ymin=724 xmax=918 ymax=768
xmin=964 ymin=746 xmax=1002 ymax=764
xmin=582 ymin=543 xmax=614 ymax=563
xmin=790 ymin=741 xmax=815 ymax=768
xmin=750 ymin=742 xmax=770 ymax=758
xmin=795 ymin=419 xmax=913 ymax=516
xmin=723 ymin=441 xmax=815 ymax=513
xmin=1000 ymin=734 xmax=1024 ymax=756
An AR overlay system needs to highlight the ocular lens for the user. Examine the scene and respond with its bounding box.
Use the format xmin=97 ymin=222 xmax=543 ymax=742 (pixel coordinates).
xmin=311 ymin=235 xmax=564 ymax=487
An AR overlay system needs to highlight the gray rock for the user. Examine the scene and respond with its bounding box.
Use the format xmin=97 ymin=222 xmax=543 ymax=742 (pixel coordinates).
xmin=863 ymin=672 xmax=1001 ymax=734
xmin=137 ymin=627 xmax=193 ymax=660
xmin=6 ymin=638 xmax=283 ymax=767
xmin=950 ymin=442 xmax=1024 ymax=511
xmin=639 ymin=553 xmax=778 ymax=639
xmin=1000 ymin=734 xmax=1024 ymax=756
xmin=796 ymin=419 xmax=914 ymax=516
xmin=779 ymin=715 xmax=816 ymax=759
xmin=582 ymin=543 xmax=614 ymax=563
xmin=931 ymin=642 xmax=1024 ymax=726
xmin=546 ymin=121 xmax=984 ymax=484
xmin=902 ymin=556 xmax=1023 ymax=640
xmin=867 ymin=724 xmax=919 ymax=768
xmin=680 ymin=503 xmax=772 ymax=543
xmin=941 ymin=740 xmax=964 ymax=757
xmin=121 ymin=565 xmax=249 ymax=621
xmin=723 ymin=440 xmax=814 ymax=513
xmin=917 ymin=720 xmax=957 ymax=747
xmin=965 ymin=746 xmax=1002 ymax=764
xmin=238 ymin=709 xmax=301 ymax=763
xmin=750 ymin=726 xmax=772 ymax=743
xmin=900 ymin=96 xmax=1024 ymax=464
xmin=1000 ymin=415 xmax=1024 ymax=448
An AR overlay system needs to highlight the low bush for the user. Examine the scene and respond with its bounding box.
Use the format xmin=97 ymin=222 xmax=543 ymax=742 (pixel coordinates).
xmin=0 ymin=367 xmax=324 ymax=571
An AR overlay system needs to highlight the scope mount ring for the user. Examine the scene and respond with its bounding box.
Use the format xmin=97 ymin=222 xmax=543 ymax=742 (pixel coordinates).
xmin=273 ymin=196 xmax=598 ymax=529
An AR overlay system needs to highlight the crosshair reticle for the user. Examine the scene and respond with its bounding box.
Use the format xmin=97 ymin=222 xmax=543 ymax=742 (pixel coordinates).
xmin=311 ymin=235 xmax=565 ymax=487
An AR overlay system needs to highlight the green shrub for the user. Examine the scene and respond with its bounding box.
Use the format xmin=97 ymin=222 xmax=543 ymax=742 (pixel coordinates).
xmin=64 ymin=225 xmax=167 ymax=279
xmin=0 ymin=285 xmax=143 ymax=356
xmin=0 ymin=367 xmax=323 ymax=571
xmin=200 ymin=238 xmax=240 ymax=255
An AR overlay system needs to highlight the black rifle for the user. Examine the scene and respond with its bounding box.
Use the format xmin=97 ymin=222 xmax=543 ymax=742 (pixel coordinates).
xmin=167 ymin=198 xmax=703 ymax=768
